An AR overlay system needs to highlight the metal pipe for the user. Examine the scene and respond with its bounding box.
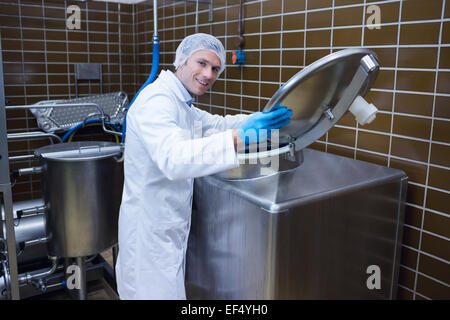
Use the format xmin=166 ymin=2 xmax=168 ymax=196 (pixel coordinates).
xmin=22 ymin=236 xmax=49 ymax=248
xmin=7 ymin=131 xmax=62 ymax=143
xmin=15 ymin=204 xmax=46 ymax=217
xmin=8 ymin=154 xmax=35 ymax=161
xmin=17 ymin=256 xmax=58 ymax=285
xmin=153 ymin=0 xmax=158 ymax=36
xmin=14 ymin=166 xmax=42 ymax=177
xmin=75 ymin=256 xmax=87 ymax=300
xmin=195 ymin=0 xmax=199 ymax=33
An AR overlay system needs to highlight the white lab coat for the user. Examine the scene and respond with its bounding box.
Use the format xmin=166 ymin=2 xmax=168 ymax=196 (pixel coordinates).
xmin=115 ymin=70 xmax=248 ymax=300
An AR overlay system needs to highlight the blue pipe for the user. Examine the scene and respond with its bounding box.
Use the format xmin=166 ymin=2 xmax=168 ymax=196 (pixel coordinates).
xmin=121 ymin=35 xmax=160 ymax=142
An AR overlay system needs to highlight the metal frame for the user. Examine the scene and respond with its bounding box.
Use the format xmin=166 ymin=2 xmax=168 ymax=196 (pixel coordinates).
xmin=0 ymin=35 xmax=20 ymax=300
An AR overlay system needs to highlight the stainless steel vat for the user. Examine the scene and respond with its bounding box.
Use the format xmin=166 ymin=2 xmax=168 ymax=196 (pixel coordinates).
xmin=34 ymin=141 xmax=123 ymax=257
xmin=186 ymin=149 xmax=407 ymax=299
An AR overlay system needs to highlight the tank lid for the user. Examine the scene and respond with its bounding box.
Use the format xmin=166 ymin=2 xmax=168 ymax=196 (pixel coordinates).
xmin=262 ymin=48 xmax=379 ymax=151
xmin=34 ymin=141 xmax=122 ymax=161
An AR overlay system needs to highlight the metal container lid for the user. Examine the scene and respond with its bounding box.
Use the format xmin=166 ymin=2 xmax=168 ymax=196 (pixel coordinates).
xmin=262 ymin=48 xmax=379 ymax=151
xmin=34 ymin=141 xmax=123 ymax=161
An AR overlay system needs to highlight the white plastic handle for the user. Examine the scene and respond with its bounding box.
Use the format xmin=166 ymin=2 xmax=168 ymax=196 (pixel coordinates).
xmin=349 ymin=95 xmax=378 ymax=125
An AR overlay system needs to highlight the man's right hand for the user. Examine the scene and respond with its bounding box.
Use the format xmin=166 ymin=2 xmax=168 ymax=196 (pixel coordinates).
xmin=236 ymin=104 xmax=293 ymax=146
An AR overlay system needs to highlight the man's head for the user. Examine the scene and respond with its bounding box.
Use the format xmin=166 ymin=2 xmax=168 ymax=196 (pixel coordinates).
xmin=174 ymin=33 xmax=226 ymax=96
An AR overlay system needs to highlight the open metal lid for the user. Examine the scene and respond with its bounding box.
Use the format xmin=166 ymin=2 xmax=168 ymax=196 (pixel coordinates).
xmin=34 ymin=141 xmax=123 ymax=161
xmin=262 ymin=48 xmax=379 ymax=152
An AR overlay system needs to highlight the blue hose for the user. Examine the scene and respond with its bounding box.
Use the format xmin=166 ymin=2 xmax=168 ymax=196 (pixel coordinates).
xmin=121 ymin=35 xmax=160 ymax=142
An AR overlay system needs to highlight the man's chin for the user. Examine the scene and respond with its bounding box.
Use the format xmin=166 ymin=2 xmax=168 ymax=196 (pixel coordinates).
xmin=193 ymin=88 xmax=208 ymax=96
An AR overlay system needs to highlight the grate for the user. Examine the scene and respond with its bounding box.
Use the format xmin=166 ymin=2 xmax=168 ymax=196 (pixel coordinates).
xmin=30 ymin=92 xmax=128 ymax=133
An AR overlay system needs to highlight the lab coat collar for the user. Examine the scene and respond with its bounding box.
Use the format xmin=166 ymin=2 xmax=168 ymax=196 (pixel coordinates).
xmin=160 ymin=70 xmax=194 ymax=107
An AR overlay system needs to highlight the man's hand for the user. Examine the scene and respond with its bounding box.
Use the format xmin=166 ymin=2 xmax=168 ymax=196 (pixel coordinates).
xmin=236 ymin=104 xmax=293 ymax=146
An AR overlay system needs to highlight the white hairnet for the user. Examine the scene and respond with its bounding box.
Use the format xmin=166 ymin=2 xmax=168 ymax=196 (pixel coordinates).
xmin=173 ymin=33 xmax=226 ymax=75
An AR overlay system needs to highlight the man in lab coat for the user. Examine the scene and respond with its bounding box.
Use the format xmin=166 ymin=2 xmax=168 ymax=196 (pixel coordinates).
xmin=115 ymin=33 xmax=292 ymax=299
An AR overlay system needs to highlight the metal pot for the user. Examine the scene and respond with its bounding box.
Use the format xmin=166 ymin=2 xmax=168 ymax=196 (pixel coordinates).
xmin=34 ymin=141 xmax=123 ymax=258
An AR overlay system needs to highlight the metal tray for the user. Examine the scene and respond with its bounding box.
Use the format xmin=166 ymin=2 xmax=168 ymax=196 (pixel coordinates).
xmin=29 ymin=91 xmax=128 ymax=133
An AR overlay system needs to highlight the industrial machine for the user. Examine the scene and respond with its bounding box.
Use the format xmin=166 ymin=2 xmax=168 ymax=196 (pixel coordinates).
xmin=186 ymin=49 xmax=407 ymax=299
xmin=0 ymin=41 xmax=125 ymax=300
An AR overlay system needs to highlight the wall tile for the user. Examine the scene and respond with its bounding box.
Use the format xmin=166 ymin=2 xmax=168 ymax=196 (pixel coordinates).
xmin=333 ymin=27 xmax=362 ymax=47
xmin=432 ymin=120 xmax=450 ymax=144
xmin=430 ymin=143 xmax=449 ymax=167
xmin=416 ymin=274 xmax=450 ymax=300
xmin=283 ymin=13 xmax=305 ymax=31
xmin=307 ymin=9 xmax=332 ymax=29
xmin=425 ymin=189 xmax=449 ymax=214
xmin=401 ymin=0 xmax=443 ymax=21
xmin=334 ymin=6 xmax=363 ymax=27
xmin=392 ymin=115 xmax=431 ymax=140
xmin=284 ymin=0 xmax=306 ymax=13
xmin=307 ymin=0 xmax=333 ymax=10
xmin=400 ymin=22 xmax=441 ymax=45
xmin=436 ymin=72 xmax=450 ymax=94
xmin=395 ymin=93 xmax=433 ymax=117
xmin=357 ymin=131 xmax=390 ymax=154
xmin=396 ymin=71 xmax=436 ymax=93
xmin=398 ymin=47 xmax=438 ymax=69
xmin=391 ymin=136 xmax=429 ymax=163
xmin=424 ymin=210 xmax=450 ymax=239
xmin=306 ymin=29 xmax=331 ymax=47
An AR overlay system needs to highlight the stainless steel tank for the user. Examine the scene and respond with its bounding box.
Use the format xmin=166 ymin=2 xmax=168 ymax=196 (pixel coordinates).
xmin=186 ymin=49 xmax=407 ymax=299
xmin=186 ymin=149 xmax=407 ymax=299
xmin=34 ymin=141 xmax=123 ymax=257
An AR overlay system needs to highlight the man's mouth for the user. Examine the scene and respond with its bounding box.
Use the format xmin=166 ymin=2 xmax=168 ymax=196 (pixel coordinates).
xmin=196 ymin=78 xmax=208 ymax=87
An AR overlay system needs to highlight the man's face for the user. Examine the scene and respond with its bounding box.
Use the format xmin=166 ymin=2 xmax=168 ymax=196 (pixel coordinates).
xmin=175 ymin=50 xmax=221 ymax=96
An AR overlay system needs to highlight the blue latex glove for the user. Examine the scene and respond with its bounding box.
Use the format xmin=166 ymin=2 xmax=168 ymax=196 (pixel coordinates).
xmin=238 ymin=103 xmax=293 ymax=145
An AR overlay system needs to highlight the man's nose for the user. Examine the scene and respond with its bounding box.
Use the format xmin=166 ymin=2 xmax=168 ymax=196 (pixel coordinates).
xmin=202 ymin=67 xmax=214 ymax=80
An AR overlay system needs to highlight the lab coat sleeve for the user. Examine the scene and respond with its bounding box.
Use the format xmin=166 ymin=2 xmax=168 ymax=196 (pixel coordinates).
xmin=192 ymin=106 xmax=250 ymax=135
xmin=131 ymin=94 xmax=239 ymax=181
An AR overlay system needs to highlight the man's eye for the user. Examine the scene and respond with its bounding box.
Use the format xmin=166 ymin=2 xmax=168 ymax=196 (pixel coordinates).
xmin=199 ymin=61 xmax=206 ymax=66
xmin=212 ymin=67 xmax=219 ymax=73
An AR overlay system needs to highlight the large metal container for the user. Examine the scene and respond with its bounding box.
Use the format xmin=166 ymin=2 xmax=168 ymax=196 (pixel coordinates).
xmin=34 ymin=141 xmax=123 ymax=257
xmin=186 ymin=149 xmax=407 ymax=299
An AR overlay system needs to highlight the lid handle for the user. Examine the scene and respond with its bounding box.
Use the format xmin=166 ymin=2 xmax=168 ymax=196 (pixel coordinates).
xmin=79 ymin=145 xmax=101 ymax=154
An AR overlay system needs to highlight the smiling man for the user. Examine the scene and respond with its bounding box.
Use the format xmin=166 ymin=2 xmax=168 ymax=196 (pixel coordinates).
xmin=115 ymin=33 xmax=292 ymax=300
